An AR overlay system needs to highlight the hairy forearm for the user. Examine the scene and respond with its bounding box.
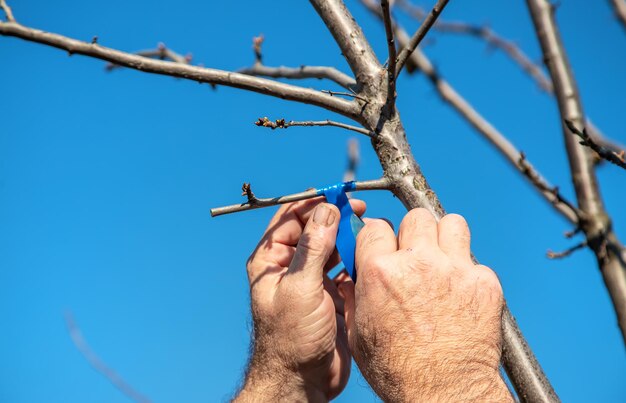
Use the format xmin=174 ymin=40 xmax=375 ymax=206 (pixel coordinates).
xmin=234 ymin=361 xmax=326 ymax=403
xmin=370 ymin=364 xmax=512 ymax=403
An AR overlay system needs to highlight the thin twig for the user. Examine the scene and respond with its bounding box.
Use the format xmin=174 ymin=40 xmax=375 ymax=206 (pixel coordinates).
xmin=321 ymin=90 xmax=368 ymax=102
xmin=565 ymin=120 xmax=626 ymax=170
xmin=343 ymin=138 xmax=360 ymax=183
xmin=252 ymin=34 xmax=264 ymax=64
xmin=254 ymin=117 xmax=375 ymax=138
xmin=64 ymin=311 xmax=151 ymax=403
xmin=397 ymin=0 xmax=552 ymax=92
xmin=210 ymin=178 xmax=391 ymax=217
xmin=395 ymin=0 xmax=450 ymax=76
xmin=0 ymin=20 xmax=359 ymax=118
xmin=518 ymin=152 xmax=581 ymax=217
xmin=381 ymin=0 xmax=397 ymax=109
xmin=0 ymin=0 xmax=15 ymax=22
xmin=547 ymin=240 xmax=588 ymax=259
xmin=239 ymin=64 xmax=357 ymax=91
xmin=106 ymin=42 xmax=192 ymax=71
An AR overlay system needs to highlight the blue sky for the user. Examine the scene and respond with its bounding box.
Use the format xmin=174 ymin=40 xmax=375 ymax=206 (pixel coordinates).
xmin=1 ymin=0 xmax=624 ymax=402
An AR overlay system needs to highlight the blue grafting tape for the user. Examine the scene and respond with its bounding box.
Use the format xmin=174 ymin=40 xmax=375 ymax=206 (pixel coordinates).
xmin=318 ymin=181 xmax=364 ymax=282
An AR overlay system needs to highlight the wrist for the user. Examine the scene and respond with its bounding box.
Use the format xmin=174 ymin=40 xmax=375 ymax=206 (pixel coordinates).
xmin=393 ymin=365 xmax=512 ymax=403
xmin=234 ymin=357 xmax=327 ymax=403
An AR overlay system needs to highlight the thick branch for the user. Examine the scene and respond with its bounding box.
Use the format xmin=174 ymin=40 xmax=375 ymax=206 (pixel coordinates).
xmin=610 ymin=0 xmax=626 ymax=29
xmin=254 ymin=117 xmax=374 ymax=138
xmin=395 ymin=0 xmax=450 ymax=76
xmin=526 ymin=0 xmax=626 ymax=344
xmin=309 ymin=0 xmax=380 ymax=85
xmin=397 ymin=0 xmax=553 ymax=92
xmin=65 ymin=312 xmax=151 ymax=403
xmin=0 ymin=21 xmax=359 ymax=118
xmin=360 ymin=0 xmax=579 ymax=224
xmin=210 ymin=178 xmax=391 ymax=217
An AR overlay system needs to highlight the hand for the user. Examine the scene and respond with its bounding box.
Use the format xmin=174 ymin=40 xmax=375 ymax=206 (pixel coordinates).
xmin=234 ymin=199 xmax=365 ymax=402
xmin=340 ymin=208 xmax=513 ymax=402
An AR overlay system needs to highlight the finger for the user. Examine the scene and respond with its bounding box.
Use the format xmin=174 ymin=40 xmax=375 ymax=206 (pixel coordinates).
xmin=264 ymin=198 xmax=366 ymax=247
xmin=398 ymin=208 xmax=438 ymax=250
xmin=355 ymin=219 xmax=396 ymax=275
xmin=282 ymin=203 xmax=340 ymax=290
xmin=438 ymin=214 xmax=472 ymax=265
xmin=324 ymin=275 xmax=344 ymax=315
xmin=250 ymin=198 xmax=365 ymax=270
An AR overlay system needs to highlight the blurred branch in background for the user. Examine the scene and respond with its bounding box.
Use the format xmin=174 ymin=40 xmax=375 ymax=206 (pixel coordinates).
xmin=64 ymin=311 xmax=151 ymax=403
xmin=609 ymin=0 xmax=626 ymax=29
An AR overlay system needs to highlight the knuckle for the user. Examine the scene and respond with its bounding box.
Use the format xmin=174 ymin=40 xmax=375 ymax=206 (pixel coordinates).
xmin=297 ymin=233 xmax=329 ymax=257
xmin=474 ymin=265 xmax=504 ymax=297
xmin=401 ymin=207 xmax=432 ymax=227
xmin=357 ymin=220 xmax=390 ymax=247
xmin=441 ymin=213 xmax=469 ymax=233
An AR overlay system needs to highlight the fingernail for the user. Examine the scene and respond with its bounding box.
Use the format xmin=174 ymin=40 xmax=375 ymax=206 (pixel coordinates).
xmin=313 ymin=204 xmax=335 ymax=227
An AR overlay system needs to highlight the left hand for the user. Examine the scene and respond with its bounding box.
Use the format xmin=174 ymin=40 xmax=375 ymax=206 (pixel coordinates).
xmin=234 ymin=198 xmax=366 ymax=402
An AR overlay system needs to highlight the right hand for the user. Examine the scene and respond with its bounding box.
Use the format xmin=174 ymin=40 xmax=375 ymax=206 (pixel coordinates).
xmin=339 ymin=208 xmax=513 ymax=402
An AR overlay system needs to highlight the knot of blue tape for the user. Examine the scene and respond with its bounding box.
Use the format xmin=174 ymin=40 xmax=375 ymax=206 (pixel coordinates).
xmin=317 ymin=181 xmax=364 ymax=282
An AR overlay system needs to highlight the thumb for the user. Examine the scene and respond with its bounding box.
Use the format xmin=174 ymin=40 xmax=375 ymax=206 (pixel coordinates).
xmin=338 ymin=280 xmax=355 ymax=346
xmin=284 ymin=203 xmax=339 ymax=289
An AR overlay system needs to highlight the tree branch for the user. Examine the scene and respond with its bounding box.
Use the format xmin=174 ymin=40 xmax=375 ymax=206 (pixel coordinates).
xmin=0 ymin=0 xmax=14 ymax=22
xmin=565 ymin=121 xmax=626 ymax=170
xmin=547 ymin=240 xmax=588 ymax=259
xmin=395 ymin=0 xmax=450 ymax=76
xmin=210 ymin=178 xmax=391 ymax=217
xmin=254 ymin=117 xmax=375 ymax=137
xmin=106 ymin=42 xmax=192 ymax=71
xmin=65 ymin=312 xmax=151 ymax=403
xmin=238 ymin=34 xmax=357 ymax=91
xmin=526 ymin=0 xmax=626 ymax=344
xmin=397 ymin=0 xmax=553 ymax=92
xmin=0 ymin=21 xmax=359 ymax=118
xmin=609 ymin=0 xmax=626 ymax=29
xmin=239 ymin=64 xmax=357 ymax=91
xmin=360 ymin=0 xmax=579 ymax=225
xmin=309 ymin=0 xmax=381 ymax=85
xmin=381 ymin=0 xmax=397 ymax=109
xmin=343 ymin=138 xmax=360 ymax=183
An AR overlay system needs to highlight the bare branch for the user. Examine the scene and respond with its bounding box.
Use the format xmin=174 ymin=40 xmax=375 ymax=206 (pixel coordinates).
xmin=254 ymin=117 xmax=375 ymax=138
xmin=210 ymin=178 xmax=391 ymax=217
xmin=309 ymin=0 xmax=381 ymax=84
xmin=239 ymin=64 xmax=357 ymax=91
xmin=527 ymin=0 xmax=626 ymax=344
xmin=609 ymin=0 xmax=626 ymax=29
xmin=321 ymin=90 xmax=369 ymax=102
xmin=343 ymin=138 xmax=361 ymax=183
xmin=397 ymin=0 xmax=553 ymax=92
xmin=518 ymin=152 xmax=580 ymax=217
xmin=65 ymin=312 xmax=151 ymax=403
xmin=252 ymin=34 xmax=264 ymax=64
xmin=238 ymin=34 xmax=357 ymax=91
xmin=547 ymin=240 xmax=588 ymax=259
xmin=360 ymin=0 xmax=579 ymax=224
xmin=0 ymin=0 xmax=15 ymax=22
xmin=0 ymin=21 xmax=359 ymax=118
xmin=381 ymin=0 xmax=397 ymax=109
xmin=395 ymin=0 xmax=450 ymax=76
xmin=565 ymin=121 xmax=626 ymax=170
xmin=106 ymin=42 xmax=192 ymax=71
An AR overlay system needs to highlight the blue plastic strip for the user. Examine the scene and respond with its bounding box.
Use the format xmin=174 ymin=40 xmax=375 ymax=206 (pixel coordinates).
xmin=318 ymin=181 xmax=364 ymax=282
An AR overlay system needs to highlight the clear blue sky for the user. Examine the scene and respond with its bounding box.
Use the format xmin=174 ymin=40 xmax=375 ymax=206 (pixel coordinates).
xmin=1 ymin=0 xmax=624 ymax=401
